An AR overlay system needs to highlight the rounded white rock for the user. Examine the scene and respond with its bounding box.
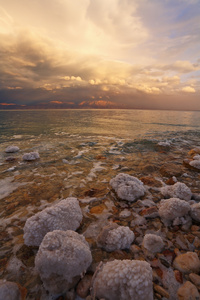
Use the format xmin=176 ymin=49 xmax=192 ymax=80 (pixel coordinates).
xmin=110 ymin=173 xmax=145 ymax=202
xmin=23 ymin=197 xmax=83 ymax=246
xmin=35 ymin=230 xmax=92 ymax=294
xmin=92 ymin=259 xmax=153 ymax=300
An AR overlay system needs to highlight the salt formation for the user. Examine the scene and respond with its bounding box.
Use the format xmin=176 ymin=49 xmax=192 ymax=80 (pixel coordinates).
xmin=161 ymin=182 xmax=192 ymax=201
xmin=0 ymin=280 xmax=20 ymax=300
xmin=35 ymin=230 xmax=92 ymax=294
xmin=158 ymin=198 xmax=190 ymax=224
xmin=189 ymin=154 xmax=200 ymax=170
xmin=22 ymin=152 xmax=40 ymax=161
xmin=92 ymin=259 xmax=153 ymax=300
xmin=24 ymin=197 xmax=83 ymax=246
xmin=97 ymin=223 xmax=135 ymax=252
xmin=158 ymin=141 xmax=170 ymax=147
xmin=5 ymin=146 xmax=19 ymax=153
xmin=190 ymin=203 xmax=200 ymax=222
xmin=142 ymin=234 xmax=164 ymax=253
xmin=110 ymin=173 xmax=145 ymax=201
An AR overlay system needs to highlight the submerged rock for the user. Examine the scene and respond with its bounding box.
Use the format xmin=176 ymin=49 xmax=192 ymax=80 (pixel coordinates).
xmin=97 ymin=223 xmax=135 ymax=252
xmin=35 ymin=230 xmax=92 ymax=294
xmin=5 ymin=146 xmax=19 ymax=153
xmin=0 ymin=280 xmax=20 ymax=300
xmin=23 ymin=197 xmax=83 ymax=246
xmin=110 ymin=173 xmax=145 ymax=202
xmin=91 ymin=259 xmax=153 ymax=300
xmin=22 ymin=152 xmax=40 ymax=161
xmin=161 ymin=182 xmax=192 ymax=201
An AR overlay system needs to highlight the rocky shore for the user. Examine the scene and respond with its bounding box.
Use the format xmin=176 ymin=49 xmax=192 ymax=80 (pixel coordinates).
xmin=0 ymin=139 xmax=200 ymax=300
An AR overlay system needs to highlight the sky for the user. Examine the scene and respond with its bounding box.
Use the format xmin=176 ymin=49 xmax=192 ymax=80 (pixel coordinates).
xmin=0 ymin=0 xmax=200 ymax=110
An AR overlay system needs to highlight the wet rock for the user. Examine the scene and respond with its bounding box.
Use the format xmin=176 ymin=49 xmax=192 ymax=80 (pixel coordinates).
xmin=140 ymin=206 xmax=159 ymax=218
xmin=140 ymin=176 xmax=162 ymax=187
xmin=188 ymin=148 xmax=200 ymax=156
xmin=0 ymin=280 xmax=20 ymax=300
xmin=35 ymin=230 xmax=92 ymax=294
xmin=173 ymin=252 xmax=200 ymax=274
xmin=174 ymin=270 xmax=183 ymax=284
xmin=5 ymin=146 xmax=19 ymax=153
xmin=177 ymin=281 xmax=200 ymax=300
xmin=160 ymin=163 xmax=182 ymax=177
xmin=76 ymin=274 xmax=92 ymax=298
xmin=153 ymin=284 xmax=169 ymax=299
xmin=189 ymin=273 xmax=200 ymax=290
xmin=5 ymin=156 xmax=17 ymax=162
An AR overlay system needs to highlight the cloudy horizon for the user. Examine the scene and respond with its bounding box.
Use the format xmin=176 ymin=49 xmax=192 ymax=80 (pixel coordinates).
xmin=0 ymin=0 xmax=200 ymax=110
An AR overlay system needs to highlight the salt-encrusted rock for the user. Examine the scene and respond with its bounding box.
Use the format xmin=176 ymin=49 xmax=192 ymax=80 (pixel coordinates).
xmin=173 ymin=252 xmax=200 ymax=274
xmin=161 ymin=182 xmax=192 ymax=201
xmin=92 ymin=259 xmax=153 ymax=300
xmin=97 ymin=224 xmax=135 ymax=252
xmin=24 ymin=197 xmax=83 ymax=246
xmin=158 ymin=198 xmax=190 ymax=224
xmin=158 ymin=141 xmax=171 ymax=147
xmin=110 ymin=173 xmax=145 ymax=202
xmin=142 ymin=234 xmax=164 ymax=253
xmin=189 ymin=159 xmax=200 ymax=170
xmin=190 ymin=203 xmax=200 ymax=222
xmin=177 ymin=281 xmax=200 ymax=300
xmin=5 ymin=146 xmax=19 ymax=153
xmin=35 ymin=230 xmax=92 ymax=294
xmin=0 ymin=280 xmax=20 ymax=300
xmin=22 ymin=152 xmax=40 ymax=161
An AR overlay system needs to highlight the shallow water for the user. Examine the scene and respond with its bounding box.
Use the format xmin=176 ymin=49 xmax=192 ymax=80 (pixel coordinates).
xmin=0 ymin=109 xmax=200 ymax=299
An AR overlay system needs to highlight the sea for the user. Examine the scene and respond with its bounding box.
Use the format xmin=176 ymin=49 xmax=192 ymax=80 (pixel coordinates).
xmin=0 ymin=109 xmax=200 ymax=299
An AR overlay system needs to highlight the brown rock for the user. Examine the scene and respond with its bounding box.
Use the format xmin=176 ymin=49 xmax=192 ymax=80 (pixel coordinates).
xmin=189 ymin=273 xmax=200 ymax=290
xmin=177 ymin=281 xmax=200 ymax=300
xmin=140 ymin=206 xmax=158 ymax=218
xmin=160 ymin=163 xmax=182 ymax=177
xmin=90 ymin=204 xmax=107 ymax=214
xmin=174 ymin=270 xmax=183 ymax=284
xmin=188 ymin=148 xmax=200 ymax=156
xmin=140 ymin=176 xmax=162 ymax=187
xmin=173 ymin=252 xmax=200 ymax=274
xmin=153 ymin=284 xmax=169 ymax=298
xmin=194 ymin=237 xmax=200 ymax=249
xmin=76 ymin=274 xmax=92 ymax=298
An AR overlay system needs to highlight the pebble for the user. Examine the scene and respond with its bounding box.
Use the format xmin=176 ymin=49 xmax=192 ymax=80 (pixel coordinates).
xmin=173 ymin=252 xmax=200 ymax=274
xmin=189 ymin=273 xmax=200 ymax=290
xmin=5 ymin=146 xmax=19 ymax=153
xmin=0 ymin=280 xmax=21 ymax=300
xmin=76 ymin=274 xmax=92 ymax=298
xmin=177 ymin=281 xmax=200 ymax=300
xmin=153 ymin=283 xmax=169 ymax=298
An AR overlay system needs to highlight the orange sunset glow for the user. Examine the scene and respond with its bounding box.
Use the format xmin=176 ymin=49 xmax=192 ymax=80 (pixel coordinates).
xmin=0 ymin=0 xmax=200 ymax=110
